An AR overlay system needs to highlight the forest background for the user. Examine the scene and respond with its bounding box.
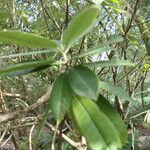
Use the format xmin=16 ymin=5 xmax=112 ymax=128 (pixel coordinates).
xmin=0 ymin=0 xmax=150 ymax=149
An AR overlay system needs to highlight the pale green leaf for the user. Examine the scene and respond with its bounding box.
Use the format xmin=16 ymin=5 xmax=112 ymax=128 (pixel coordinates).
xmin=108 ymin=34 xmax=124 ymax=44
xmin=68 ymin=65 xmax=99 ymax=100
xmin=62 ymin=5 xmax=100 ymax=49
xmin=83 ymin=59 xmax=134 ymax=68
xmin=0 ymin=31 xmax=58 ymax=48
xmin=99 ymin=80 xmax=131 ymax=100
xmin=50 ymin=73 xmax=73 ymax=121
xmin=72 ymin=44 xmax=112 ymax=59
xmin=72 ymin=35 xmax=124 ymax=60
xmin=71 ymin=96 xmax=123 ymax=150
xmin=109 ymin=5 xmax=127 ymax=14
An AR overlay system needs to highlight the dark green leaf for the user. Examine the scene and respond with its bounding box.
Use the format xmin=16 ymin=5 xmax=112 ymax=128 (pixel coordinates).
xmin=50 ymin=73 xmax=73 ymax=122
xmin=62 ymin=5 xmax=100 ymax=49
xmin=0 ymin=31 xmax=58 ymax=48
xmin=71 ymin=96 xmax=122 ymax=150
xmin=68 ymin=65 xmax=99 ymax=100
xmin=97 ymin=94 xmax=128 ymax=145
xmin=0 ymin=60 xmax=55 ymax=76
xmin=0 ymin=49 xmax=56 ymax=59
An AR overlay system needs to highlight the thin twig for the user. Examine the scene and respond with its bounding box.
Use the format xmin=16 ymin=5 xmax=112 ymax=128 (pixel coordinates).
xmin=29 ymin=124 xmax=35 ymax=150
xmin=39 ymin=0 xmax=52 ymax=38
xmin=130 ymin=110 xmax=150 ymax=119
xmin=45 ymin=122 xmax=85 ymax=150
xmin=43 ymin=6 xmax=62 ymax=34
xmin=65 ymin=0 xmax=69 ymax=28
xmin=52 ymin=121 xmax=60 ymax=150
xmin=130 ymin=120 xmax=135 ymax=150
xmin=0 ymin=124 xmax=9 ymax=145
xmin=0 ymin=123 xmax=36 ymax=132
xmin=3 ymin=92 xmax=26 ymax=100
xmin=140 ymin=71 xmax=147 ymax=107
xmin=0 ymin=86 xmax=51 ymax=124
xmin=0 ymin=134 xmax=12 ymax=148
xmin=125 ymin=0 xmax=141 ymax=36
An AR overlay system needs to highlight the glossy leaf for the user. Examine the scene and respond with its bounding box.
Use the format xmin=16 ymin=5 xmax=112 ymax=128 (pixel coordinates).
xmin=50 ymin=73 xmax=73 ymax=122
xmin=62 ymin=5 xmax=100 ymax=49
xmin=0 ymin=31 xmax=58 ymax=48
xmin=83 ymin=59 xmax=134 ymax=68
xmin=0 ymin=60 xmax=55 ymax=76
xmin=97 ymin=94 xmax=128 ymax=144
xmin=71 ymin=96 xmax=122 ymax=150
xmin=99 ymin=80 xmax=131 ymax=100
xmin=68 ymin=65 xmax=99 ymax=100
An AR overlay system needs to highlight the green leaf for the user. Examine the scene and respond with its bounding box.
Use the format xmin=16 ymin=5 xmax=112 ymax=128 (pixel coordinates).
xmin=50 ymin=73 xmax=73 ymax=122
xmin=0 ymin=31 xmax=58 ymax=48
xmin=0 ymin=60 xmax=55 ymax=76
xmin=128 ymin=36 xmax=139 ymax=46
xmin=72 ymin=44 xmax=112 ymax=60
xmin=62 ymin=5 xmax=100 ymax=49
xmin=68 ymin=65 xmax=99 ymax=100
xmin=71 ymin=96 xmax=123 ymax=150
xmin=72 ymin=35 xmax=124 ymax=60
xmin=0 ymin=49 xmax=56 ymax=59
xmin=83 ymin=59 xmax=134 ymax=68
xmin=108 ymin=5 xmax=127 ymax=14
xmin=108 ymin=34 xmax=124 ymax=44
xmin=99 ymin=80 xmax=131 ymax=100
xmin=96 ymin=94 xmax=128 ymax=144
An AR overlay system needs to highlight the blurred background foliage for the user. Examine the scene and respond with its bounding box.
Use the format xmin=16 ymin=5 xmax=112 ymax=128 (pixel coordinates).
xmin=0 ymin=0 xmax=149 ymax=149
